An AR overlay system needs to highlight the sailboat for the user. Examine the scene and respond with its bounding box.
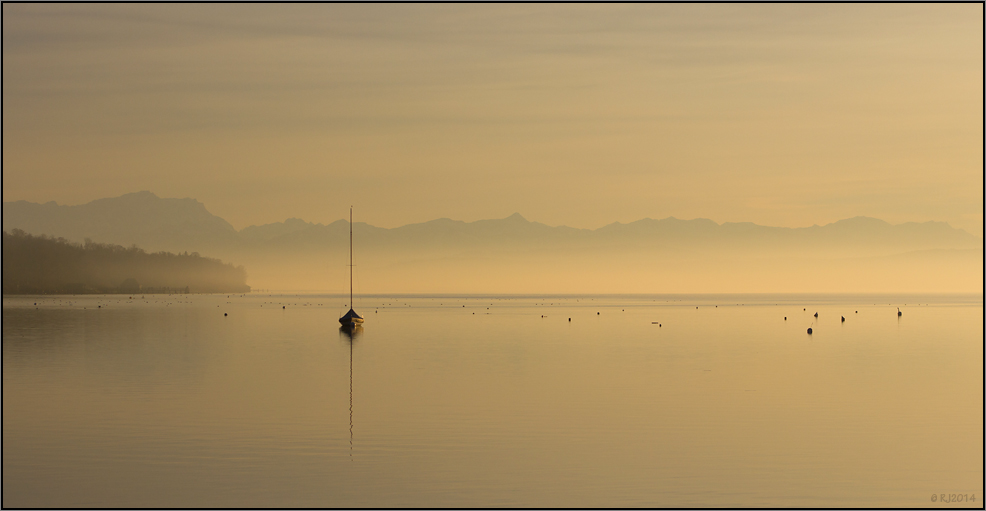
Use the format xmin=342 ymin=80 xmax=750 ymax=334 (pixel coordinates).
xmin=339 ymin=206 xmax=364 ymax=328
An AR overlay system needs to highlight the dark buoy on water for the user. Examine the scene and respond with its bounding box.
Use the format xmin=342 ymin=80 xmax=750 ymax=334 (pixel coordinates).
xmin=807 ymin=327 xmax=813 ymax=334
xmin=841 ymin=316 xmax=845 ymax=322
xmin=897 ymin=307 xmax=902 ymax=317
xmin=283 ymin=306 xmax=285 ymax=309
xmin=224 ymin=313 xmax=227 ymax=316
xmin=784 ymin=317 xmax=787 ymax=320
xmin=813 ymin=312 xmax=818 ymax=318
xmin=568 ymin=318 xmax=571 ymax=322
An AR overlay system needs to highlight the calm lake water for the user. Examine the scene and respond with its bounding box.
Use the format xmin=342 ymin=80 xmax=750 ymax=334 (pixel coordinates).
xmin=3 ymin=293 xmax=982 ymax=507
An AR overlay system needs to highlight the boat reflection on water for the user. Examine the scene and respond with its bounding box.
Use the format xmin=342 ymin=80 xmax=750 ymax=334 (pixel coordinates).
xmin=339 ymin=324 xmax=363 ymax=342
xmin=339 ymin=324 xmax=361 ymax=460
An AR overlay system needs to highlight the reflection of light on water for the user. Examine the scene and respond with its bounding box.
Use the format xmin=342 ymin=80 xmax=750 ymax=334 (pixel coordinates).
xmin=4 ymin=294 xmax=982 ymax=507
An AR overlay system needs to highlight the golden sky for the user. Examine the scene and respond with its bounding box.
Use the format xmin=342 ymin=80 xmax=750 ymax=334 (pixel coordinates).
xmin=3 ymin=4 xmax=982 ymax=235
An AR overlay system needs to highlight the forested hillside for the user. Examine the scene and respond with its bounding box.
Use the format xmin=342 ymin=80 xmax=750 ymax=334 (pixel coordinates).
xmin=2 ymin=230 xmax=250 ymax=294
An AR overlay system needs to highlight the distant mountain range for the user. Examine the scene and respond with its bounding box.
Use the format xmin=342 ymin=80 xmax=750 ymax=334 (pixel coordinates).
xmin=4 ymin=191 xmax=980 ymax=253
xmin=3 ymin=191 xmax=239 ymax=255
xmin=4 ymin=191 xmax=982 ymax=293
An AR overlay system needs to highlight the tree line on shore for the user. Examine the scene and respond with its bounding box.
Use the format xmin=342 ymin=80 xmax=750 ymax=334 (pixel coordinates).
xmin=3 ymin=230 xmax=250 ymax=294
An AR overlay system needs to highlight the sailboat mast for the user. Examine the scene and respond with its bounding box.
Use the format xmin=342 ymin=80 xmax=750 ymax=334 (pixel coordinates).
xmin=349 ymin=206 xmax=353 ymax=307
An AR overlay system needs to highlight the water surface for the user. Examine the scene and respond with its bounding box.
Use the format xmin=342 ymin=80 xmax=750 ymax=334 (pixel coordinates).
xmin=3 ymin=293 xmax=982 ymax=507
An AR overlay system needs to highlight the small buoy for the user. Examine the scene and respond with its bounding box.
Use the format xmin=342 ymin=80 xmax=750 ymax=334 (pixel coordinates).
xmin=597 ymin=312 xmax=600 ymax=315
xmin=841 ymin=316 xmax=845 ymax=322
xmin=568 ymin=318 xmax=571 ymax=321
xmin=813 ymin=312 xmax=818 ymax=318
xmin=283 ymin=306 xmax=285 ymax=309
xmin=897 ymin=308 xmax=902 ymax=317
xmin=855 ymin=311 xmax=858 ymax=313
xmin=224 ymin=313 xmax=227 ymax=316
xmin=784 ymin=317 xmax=787 ymax=320
xmin=807 ymin=327 xmax=813 ymax=334
xmin=659 ymin=323 xmax=661 ymax=327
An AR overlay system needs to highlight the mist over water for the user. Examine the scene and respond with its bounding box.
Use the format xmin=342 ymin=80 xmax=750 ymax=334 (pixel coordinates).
xmin=3 ymin=293 xmax=982 ymax=507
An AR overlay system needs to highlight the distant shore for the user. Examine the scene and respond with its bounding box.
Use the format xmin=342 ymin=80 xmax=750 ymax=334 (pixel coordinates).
xmin=3 ymin=230 xmax=250 ymax=295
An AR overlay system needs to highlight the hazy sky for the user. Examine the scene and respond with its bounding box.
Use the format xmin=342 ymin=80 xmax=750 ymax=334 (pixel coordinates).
xmin=3 ymin=4 xmax=983 ymax=235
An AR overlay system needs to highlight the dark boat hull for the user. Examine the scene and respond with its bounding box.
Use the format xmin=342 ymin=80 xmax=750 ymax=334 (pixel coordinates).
xmin=339 ymin=307 xmax=364 ymax=327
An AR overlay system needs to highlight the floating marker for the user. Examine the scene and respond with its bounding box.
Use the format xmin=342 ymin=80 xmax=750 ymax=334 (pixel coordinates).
xmin=841 ymin=316 xmax=845 ymax=322
xmin=807 ymin=327 xmax=813 ymax=334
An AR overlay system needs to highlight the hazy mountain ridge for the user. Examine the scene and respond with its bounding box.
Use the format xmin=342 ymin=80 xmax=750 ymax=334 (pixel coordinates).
xmin=239 ymin=217 xmax=320 ymax=243
xmin=4 ymin=192 xmax=980 ymax=254
xmin=4 ymin=192 xmax=982 ymax=292
xmin=3 ymin=191 xmax=240 ymax=255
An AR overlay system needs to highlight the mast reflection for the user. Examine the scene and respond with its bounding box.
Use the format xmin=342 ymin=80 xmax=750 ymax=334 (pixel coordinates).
xmin=339 ymin=325 xmax=361 ymax=460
